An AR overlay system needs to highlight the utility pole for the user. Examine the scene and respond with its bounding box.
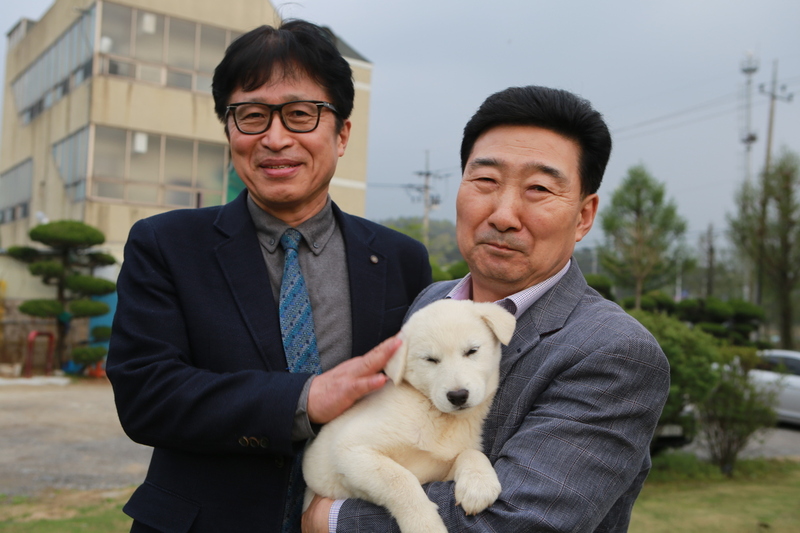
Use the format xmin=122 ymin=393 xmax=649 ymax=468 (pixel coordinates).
xmin=760 ymin=59 xmax=794 ymax=175
xmin=703 ymin=224 xmax=715 ymax=298
xmin=410 ymin=151 xmax=445 ymax=248
xmin=740 ymin=53 xmax=758 ymax=184
xmin=754 ymin=59 xmax=794 ymax=306
xmin=739 ymin=53 xmax=759 ymax=303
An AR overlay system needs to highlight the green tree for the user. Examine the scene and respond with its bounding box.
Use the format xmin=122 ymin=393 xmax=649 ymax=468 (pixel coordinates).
xmin=599 ymin=165 xmax=688 ymax=310
xmin=382 ymin=217 xmax=463 ymax=267
xmin=728 ymin=149 xmax=800 ymax=349
xmin=6 ymin=221 xmax=116 ymax=368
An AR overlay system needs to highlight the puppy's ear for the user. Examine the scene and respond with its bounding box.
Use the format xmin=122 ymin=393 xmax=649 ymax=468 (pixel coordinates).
xmin=477 ymin=303 xmax=517 ymax=345
xmin=383 ymin=334 xmax=408 ymax=385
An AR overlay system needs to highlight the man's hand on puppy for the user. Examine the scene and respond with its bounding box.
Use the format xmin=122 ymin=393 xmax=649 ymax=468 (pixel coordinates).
xmin=307 ymin=335 xmax=401 ymax=424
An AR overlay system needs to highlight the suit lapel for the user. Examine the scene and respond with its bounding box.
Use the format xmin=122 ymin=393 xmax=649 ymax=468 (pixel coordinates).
xmin=483 ymin=260 xmax=589 ymax=454
xmin=334 ymin=205 xmax=387 ymax=357
xmin=497 ymin=262 xmax=587 ymax=380
xmin=213 ymin=192 xmax=285 ymax=370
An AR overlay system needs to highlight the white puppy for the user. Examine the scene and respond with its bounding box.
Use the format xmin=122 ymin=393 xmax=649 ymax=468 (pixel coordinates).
xmin=302 ymin=299 xmax=515 ymax=533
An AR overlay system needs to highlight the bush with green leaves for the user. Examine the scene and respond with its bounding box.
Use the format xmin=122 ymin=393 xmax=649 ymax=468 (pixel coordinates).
xmin=646 ymin=290 xmax=677 ymax=315
xmin=584 ymin=273 xmax=614 ymax=301
xmin=91 ymin=325 xmax=112 ymax=342
xmin=71 ymin=345 xmax=108 ymax=365
xmin=697 ymin=348 xmax=779 ymax=477
xmin=676 ymin=297 xmax=765 ymax=346
xmin=628 ymin=310 xmax=721 ymax=453
xmin=6 ymin=221 xmax=116 ymax=368
xmin=430 ymin=259 xmax=451 ymax=282
xmin=446 ymin=260 xmax=470 ymax=280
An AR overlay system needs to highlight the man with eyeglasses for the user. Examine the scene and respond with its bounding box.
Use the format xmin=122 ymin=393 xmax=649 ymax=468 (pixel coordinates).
xmin=106 ymin=19 xmax=431 ymax=533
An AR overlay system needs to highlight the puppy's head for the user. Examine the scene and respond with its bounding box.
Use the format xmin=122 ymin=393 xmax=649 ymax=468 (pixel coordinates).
xmin=384 ymin=299 xmax=515 ymax=414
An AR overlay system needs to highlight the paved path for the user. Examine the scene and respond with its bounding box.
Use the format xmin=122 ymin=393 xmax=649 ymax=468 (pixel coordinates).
xmin=0 ymin=379 xmax=151 ymax=497
xmin=1 ymin=379 xmax=799 ymax=498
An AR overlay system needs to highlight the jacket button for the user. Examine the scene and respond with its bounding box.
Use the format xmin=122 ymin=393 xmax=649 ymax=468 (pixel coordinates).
xmin=248 ymin=437 xmax=260 ymax=448
xmin=275 ymin=457 xmax=285 ymax=468
xmin=238 ymin=436 xmax=249 ymax=447
xmin=259 ymin=437 xmax=270 ymax=449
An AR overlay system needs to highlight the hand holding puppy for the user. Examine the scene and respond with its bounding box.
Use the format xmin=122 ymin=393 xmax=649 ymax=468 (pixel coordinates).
xmin=307 ymin=335 xmax=402 ymax=425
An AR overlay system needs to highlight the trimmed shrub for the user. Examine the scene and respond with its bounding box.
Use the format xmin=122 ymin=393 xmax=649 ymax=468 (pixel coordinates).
xmin=28 ymin=260 xmax=65 ymax=279
xmin=30 ymin=220 xmax=105 ymax=249
xmin=91 ymin=325 xmax=112 ymax=341
xmin=65 ymin=275 xmax=117 ymax=295
xmin=19 ymin=299 xmax=64 ymax=318
xmin=6 ymin=246 xmax=40 ymax=262
xmin=69 ymin=299 xmax=110 ymax=317
xmin=71 ymin=345 xmax=108 ymax=364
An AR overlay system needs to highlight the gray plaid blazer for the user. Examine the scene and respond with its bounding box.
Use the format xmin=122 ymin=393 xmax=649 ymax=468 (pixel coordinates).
xmin=337 ymin=260 xmax=670 ymax=532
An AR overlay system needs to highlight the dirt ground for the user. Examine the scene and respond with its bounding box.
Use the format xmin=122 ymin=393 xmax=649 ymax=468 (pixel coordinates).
xmin=0 ymin=378 xmax=151 ymax=498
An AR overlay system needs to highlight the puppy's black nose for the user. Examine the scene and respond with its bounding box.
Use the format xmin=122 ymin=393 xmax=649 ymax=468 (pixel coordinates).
xmin=447 ymin=389 xmax=469 ymax=407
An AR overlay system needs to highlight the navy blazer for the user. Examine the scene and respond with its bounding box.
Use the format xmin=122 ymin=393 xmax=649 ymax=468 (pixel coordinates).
xmin=106 ymin=191 xmax=431 ymax=532
xmin=337 ymin=260 xmax=670 ymax=532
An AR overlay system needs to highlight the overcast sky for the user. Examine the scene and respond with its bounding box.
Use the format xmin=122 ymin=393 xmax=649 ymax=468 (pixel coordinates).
xmin=2 ymin=0 xmax=799 ymax=251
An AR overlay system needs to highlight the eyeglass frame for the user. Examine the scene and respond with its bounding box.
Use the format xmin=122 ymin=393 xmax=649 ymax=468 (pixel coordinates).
xmin=225 ymin=100 xmax=340 ymax=135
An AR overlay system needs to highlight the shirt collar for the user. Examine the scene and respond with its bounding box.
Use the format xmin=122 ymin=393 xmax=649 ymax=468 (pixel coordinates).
xmin=446 ymin=260 xmax=571 ymax=318
xmin=246 ymin=193 xmax=336 ymax=256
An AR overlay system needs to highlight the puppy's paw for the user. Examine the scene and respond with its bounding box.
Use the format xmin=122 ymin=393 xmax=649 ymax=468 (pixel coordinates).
xmin=454 ymin=468 xmax=501 ymax=515
xmin=395 ymin=499 xmax=448 ymax=533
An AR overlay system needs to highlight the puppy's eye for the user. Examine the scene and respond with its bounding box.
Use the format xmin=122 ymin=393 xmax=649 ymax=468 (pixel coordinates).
xmin=424 ymin=357 xmax=440 ymax=364
xmin=464 ymin=347 xmax=478 ymax=357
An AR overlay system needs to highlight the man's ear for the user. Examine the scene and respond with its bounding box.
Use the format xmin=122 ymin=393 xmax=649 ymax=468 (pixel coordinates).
xmin=383 ymin=335 xmax=407 ymax=385
xmin=575 ymin=193 xmax=599 ymax=242
xmin=476 ymin=303 xmax=517 ymax=345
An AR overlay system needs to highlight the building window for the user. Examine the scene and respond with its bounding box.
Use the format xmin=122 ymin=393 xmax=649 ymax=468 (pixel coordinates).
xmin=100 ymin=2 xmax=132 ymax=57
xmin=0 ymin=159 xmax=33 ymax=225
xmin=53 ymin=128 xmax=90 ymax=201
xmin=11 ymin=6 xmax=95 ymax=124
xmin=99 ymin=2 xmax=241 ymax=94
xmin=134 ymin=11 xmax=164 ymax=63
xmin=91 ymin=125 xmax=229 ymax=208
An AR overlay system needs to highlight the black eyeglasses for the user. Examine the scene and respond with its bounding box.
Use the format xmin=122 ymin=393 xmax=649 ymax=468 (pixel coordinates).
xmin=226 ymin=100 xmax=339 ymax=134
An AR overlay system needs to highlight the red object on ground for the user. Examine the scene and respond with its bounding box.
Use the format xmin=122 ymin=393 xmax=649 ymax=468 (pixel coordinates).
xmin=23 ymin=331 xmax=55 ymax=378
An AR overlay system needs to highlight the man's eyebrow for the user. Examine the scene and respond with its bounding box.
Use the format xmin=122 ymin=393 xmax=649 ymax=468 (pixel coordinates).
xmin=468 ymin=157 xmax=567 ymax=180
xmin=468 ymin=156 xmax=502 ymax=169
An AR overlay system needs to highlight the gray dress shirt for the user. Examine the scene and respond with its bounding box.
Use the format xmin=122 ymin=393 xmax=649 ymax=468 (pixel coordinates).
xmin=247 ymin=195 xmax=352 ymax=439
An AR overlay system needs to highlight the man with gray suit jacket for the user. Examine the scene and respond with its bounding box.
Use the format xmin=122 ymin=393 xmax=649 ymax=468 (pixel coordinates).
xmin=303 ymin=86 xmax=670 ymax=532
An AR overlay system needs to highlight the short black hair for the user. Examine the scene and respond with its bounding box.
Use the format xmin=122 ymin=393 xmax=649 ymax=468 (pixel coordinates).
xmin=460 ymin=86 xmax=612 ymax=196
xmin=212 ymin=19 xmax=354 ymax=130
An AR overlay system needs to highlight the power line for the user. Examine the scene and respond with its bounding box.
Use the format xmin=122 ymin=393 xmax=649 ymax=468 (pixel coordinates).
xmin=610 ymin=74 xmax=798 ymax=141
xmin=614 ymin=100 xmax=764 ymax=142
xmin=612 ymin=92 xmax=739 ymax=134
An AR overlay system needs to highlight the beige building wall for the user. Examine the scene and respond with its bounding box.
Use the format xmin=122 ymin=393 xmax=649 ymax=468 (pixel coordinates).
xmin=331 ymin=57 xmax=372 ymax=216
xmin=0 ymin=0 xmax=372 ymax=299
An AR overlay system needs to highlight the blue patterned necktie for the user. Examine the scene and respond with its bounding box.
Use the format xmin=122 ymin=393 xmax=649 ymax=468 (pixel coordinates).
xmin=279 ymin=228 xmax=321 ymax=374
xmin=279 ymin=228 xmax=320 ymax=533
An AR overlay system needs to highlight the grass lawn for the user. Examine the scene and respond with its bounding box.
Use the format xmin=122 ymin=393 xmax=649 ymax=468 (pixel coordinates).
xmin=0 ymin=488 xmax=134 ymax=533
xmin=1 ymin=455 xmax=798 ymax=531
xmin=630 ymin=453 xmax=800 ymax=533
